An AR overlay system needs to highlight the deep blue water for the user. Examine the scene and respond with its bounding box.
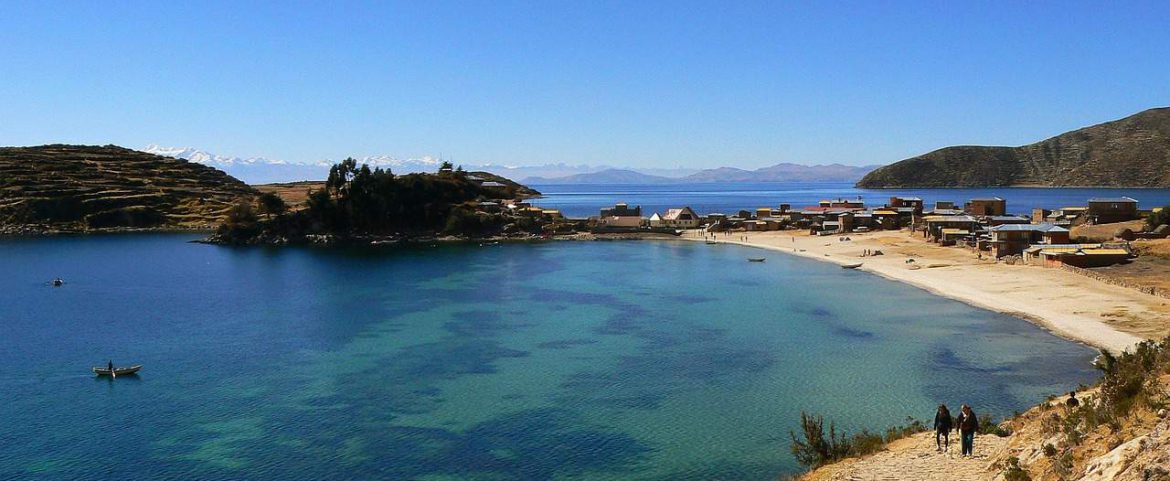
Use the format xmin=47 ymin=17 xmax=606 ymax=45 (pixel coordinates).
xmin=1 ymin=234 xmax=1100 ymax=480
xmin=529 ymin=182 xmax=1170 ymax=218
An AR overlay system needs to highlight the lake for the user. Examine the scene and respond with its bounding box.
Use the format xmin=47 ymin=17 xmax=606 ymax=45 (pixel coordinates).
xmin=1 ymin=234 xmax=1099 ymax=480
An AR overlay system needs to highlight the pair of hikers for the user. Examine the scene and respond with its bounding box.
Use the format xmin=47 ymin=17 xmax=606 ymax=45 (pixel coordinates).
xmin=933 ymin=404 xmax=979 ymax=456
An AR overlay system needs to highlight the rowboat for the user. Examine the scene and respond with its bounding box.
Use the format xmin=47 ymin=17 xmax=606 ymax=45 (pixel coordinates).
xmin=841 ymin=263 xmax=863 ymax=269
xmin=93 ymin=365 xmax=142 ymax=377
xmin=747 ymin=257 xmax=766 ymax=262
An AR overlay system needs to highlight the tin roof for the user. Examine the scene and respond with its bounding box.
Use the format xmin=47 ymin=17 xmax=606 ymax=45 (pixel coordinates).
xmin=1088 ymin=197 xmax=1138 ymax=203
xmin=990 ymin=223 xmax=1068 ymax=232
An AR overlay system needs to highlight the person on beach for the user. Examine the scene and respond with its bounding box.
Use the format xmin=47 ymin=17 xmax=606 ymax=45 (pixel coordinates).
xmin=933 ymin=404 xmax=952 ymax=452
xmin=955 ymin=404 xmax=978 ymax=457
xmin=1066 ymin=391 xmax=1080 ymax=408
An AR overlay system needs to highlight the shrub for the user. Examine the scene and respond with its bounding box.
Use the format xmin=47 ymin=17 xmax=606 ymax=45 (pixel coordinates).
xmin=789 ymin=412 xmax=852 ymax=468
xmin=1148 ymin=205 xmax=1170 ymax=230
xmin=1002 ymin=457 xmax=1031 ymax=481
xmin=1042 ymin=443 xmax=1057 ymax=457
xmin=979 ymin=416 xmax=1012 ymax=437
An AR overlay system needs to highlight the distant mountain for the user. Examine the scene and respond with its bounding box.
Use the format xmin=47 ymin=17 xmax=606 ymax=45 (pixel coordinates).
xmin=524 ymin=169 xmax=676 ymax=184
xmin=143 ymin=144 xmax=877 ymax=185
xmin=857 ymin=107 xmax=1170 ymax=188
xmin=525 ymin=163 xmax=880 ymax=184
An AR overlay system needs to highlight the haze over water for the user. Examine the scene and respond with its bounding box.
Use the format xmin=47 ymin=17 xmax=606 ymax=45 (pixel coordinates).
xmin=2 ymin=235 xmax=1099 ymax=480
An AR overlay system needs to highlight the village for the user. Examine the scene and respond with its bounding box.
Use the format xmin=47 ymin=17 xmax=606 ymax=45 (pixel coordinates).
xmin=498 ymin=194 xmax=1167 ymax=270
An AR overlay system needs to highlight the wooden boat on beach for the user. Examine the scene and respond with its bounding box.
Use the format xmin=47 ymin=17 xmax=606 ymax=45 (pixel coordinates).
xmin=841 ymin=263 xmax=863 ymax=269
xmin=93 ymin=365 xmax=142 ymax=377
xmin=747 ymin=257 xmax=766 ymax=262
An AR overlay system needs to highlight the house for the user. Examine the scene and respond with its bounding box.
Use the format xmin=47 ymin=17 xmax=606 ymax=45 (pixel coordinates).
xmin=650 ymin=206 xmax=700 ymax=228
xmin=598 ymin=202 xmax=644 ymax=228
xmin=1044 ymin=206 xmax=1089 ymax=227
xmin=889 ymin=196 xmax=924 ymax=214
xmin=1024 ymin=244 xmax=1132 ymax=268
xmin=985 ymin=215 xmax=1031 ymax=227
xmin=1088 ymin=197 xmax=1139 ymax=224
xmin=989 ymin=223 xmax=1070 ymax=258
xmin=922 ymin=215 xmax=980 ymax=242
xmin=939 ymin=228 xmax=971 ymax=246
xmin=964 ymin=197 xmax=1007 ymax=216
xmin=819 ymin=198 xmax=865 ymax=209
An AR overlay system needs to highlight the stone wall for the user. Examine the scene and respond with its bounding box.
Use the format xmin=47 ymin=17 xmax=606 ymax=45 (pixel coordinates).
xmin=1059 ymin=264 xmax=1170 ymax=300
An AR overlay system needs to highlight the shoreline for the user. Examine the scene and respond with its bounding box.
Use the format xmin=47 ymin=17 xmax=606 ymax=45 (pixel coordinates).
xmin=681 ymin=230 xmax=1165 ymax=353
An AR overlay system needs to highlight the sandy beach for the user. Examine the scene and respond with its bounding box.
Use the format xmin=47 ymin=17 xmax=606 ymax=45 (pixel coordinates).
xmin=684 ymin=229 xmax=1170 ymax=353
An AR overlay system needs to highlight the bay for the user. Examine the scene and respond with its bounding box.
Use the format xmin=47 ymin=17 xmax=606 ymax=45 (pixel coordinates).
xmin=1 ymin=234 xmax=1099 ymax=480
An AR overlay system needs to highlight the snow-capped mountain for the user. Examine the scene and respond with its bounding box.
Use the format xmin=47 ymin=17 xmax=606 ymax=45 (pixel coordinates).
xmin=141 ymin=145 xmax=471 ymax=184
xmin=142 ymin=144 xmax=287 ymax=166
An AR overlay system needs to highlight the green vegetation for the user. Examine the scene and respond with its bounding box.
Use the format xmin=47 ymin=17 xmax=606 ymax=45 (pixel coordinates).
xmin=1002 ymin=456 xmax=1032 ymax=481
xmin=1033 ymin=336 xmax=1170 ymax=478
xmin=1148 ymin=204 xmax=1170 ymax=230
xmin=214 ymin=158 xmax=537 ymax=244
xmin=788 ymin=412 xmax=926 ymax=469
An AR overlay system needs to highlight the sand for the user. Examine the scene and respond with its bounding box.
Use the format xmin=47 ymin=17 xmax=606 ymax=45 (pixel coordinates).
xmin=684 ymin=229 xmax=1170 ymax=353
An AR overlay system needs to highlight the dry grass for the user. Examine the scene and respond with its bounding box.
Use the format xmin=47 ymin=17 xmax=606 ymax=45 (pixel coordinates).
xmin=1071 ymin=220 xmax=1147 ymax=242
xmin=252 ymin=181 xmax=324 ymax=211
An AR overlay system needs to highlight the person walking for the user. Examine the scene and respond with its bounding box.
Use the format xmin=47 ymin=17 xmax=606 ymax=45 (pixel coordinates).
xmin=955 ymin=404 xmax=978 ymax=457
xmin=933 ymin=404 xmax=953 ymax=452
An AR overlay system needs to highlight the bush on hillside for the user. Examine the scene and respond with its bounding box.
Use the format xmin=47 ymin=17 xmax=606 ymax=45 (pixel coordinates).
xmin=1148 ymin=205 xmax=1170 ymax=230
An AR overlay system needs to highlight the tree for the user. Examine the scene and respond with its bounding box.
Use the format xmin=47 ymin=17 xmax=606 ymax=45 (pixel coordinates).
xmin=257 ymin=192 xmax=287 ymax=219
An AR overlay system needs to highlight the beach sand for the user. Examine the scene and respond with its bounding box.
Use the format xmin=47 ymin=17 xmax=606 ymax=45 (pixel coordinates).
xmin=684 ymin=229 xmax=1170 ymax=352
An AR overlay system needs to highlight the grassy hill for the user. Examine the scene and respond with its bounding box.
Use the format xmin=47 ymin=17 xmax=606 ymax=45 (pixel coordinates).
xmin=858 ymin=107 xmax=1170 ymax=188
xmin=0 ymin=144 xmax=257 ymax=232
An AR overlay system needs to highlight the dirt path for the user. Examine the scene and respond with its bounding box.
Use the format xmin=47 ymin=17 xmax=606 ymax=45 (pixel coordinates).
xmin=807 ymin=431 xmax=1008 ymax=481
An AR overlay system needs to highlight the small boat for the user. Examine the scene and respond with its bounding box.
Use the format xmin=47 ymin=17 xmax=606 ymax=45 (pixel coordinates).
xmin=706 ymin=241 xmax=718 ymax=245
xmin=51 ymin=278 xmax=64 ymax=287
xmin=93 ymin=365 xmax=142 ymax=377
xmin=747 ymin=257 xmax=766 ymax=262
xmin=841 ymin=263 xmax=863 ymax=269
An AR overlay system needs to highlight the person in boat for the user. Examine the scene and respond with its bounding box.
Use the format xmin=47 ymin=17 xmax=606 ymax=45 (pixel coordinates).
xmin=108 ymin=360 xmax=113 ymax=372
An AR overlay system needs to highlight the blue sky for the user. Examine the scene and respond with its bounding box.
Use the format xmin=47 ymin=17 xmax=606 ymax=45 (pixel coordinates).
xmin=1 ymin=1 xmax=1168 ymax=168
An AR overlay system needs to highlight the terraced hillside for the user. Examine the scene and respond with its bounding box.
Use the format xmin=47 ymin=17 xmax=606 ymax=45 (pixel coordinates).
xmin=0 ymin=144 xmax=257 ymax=232
xmin=857 ymin=107 xmax=1170 ymax=187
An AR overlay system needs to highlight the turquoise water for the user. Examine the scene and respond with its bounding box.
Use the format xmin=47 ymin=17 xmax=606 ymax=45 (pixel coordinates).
xmin=1 ymin=235 xmax=1099 ymax=480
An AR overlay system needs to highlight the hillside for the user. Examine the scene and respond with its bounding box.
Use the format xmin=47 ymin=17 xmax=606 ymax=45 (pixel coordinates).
xmin=858 ymin=107 xmax=1170 ymax=188
xmin=0 ymin=144 xmax=257 ymax=233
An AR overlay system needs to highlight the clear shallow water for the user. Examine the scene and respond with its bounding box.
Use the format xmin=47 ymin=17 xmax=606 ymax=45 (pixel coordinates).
xmin=1 ymin=234 xmax=1099 ymax=480
xmin=530 ymin=182 xmax=1170 ymax=218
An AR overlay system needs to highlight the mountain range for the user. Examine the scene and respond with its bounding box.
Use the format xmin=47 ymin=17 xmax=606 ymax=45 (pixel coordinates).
xmin=522 ymin=163 xmax=881 ymax=184
xmin=142 ymin=144 xmax=876 ymax=185
xmin=857 ymin=107 xmax=1170 ymax=188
